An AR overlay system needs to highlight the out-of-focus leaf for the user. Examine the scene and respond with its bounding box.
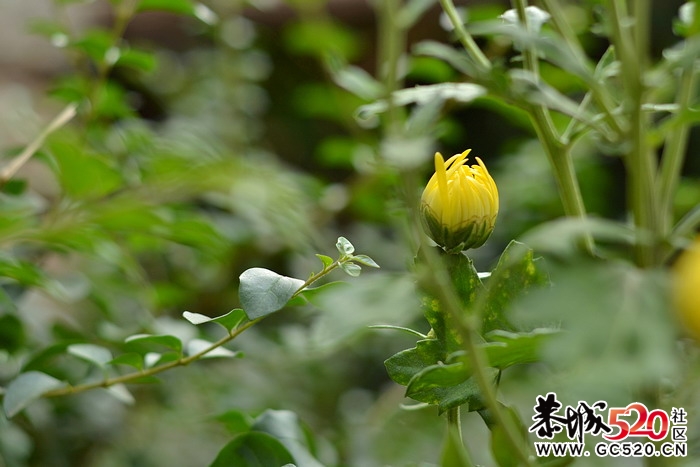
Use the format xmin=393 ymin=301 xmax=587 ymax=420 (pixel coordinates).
xmin=519 ymin=217 xmax=637 ymax=259
xmin=441 ymin=426 xmax=475 ymax=467
xmin=285 ymin=19 xmax=360 ymax=60
xmin=356 ymin=83 xmax=486 ymax=125
xmin=339 ymin=262 xmax=362 ymax=277
xmin=468 ymin=20 xmax=595 ymax=84
xmin=47 ymin=138 xmax=122 ymax=199
xmin=137 ymin=0 xmax=195 ymax=15
xmin=399 ymin=0 xmax=438 ymax=28
xmin=508 ymin=70 xmax=595 ymax=125
xmin=315 ymin=254 xmax=334 ymax=269
xmin=3 ymin=372 xmax=65 ymax=417
xmin=406 ymin=369 xmax=491 ymax=414
xmin=67 ymin=343 xmax=113 ymax=368
xmin=252 ymin=410 xmax=324 ymax=467
xmin=238 ymin=268 xmax=305 ymax=320
xmin=215 ymin=409 xmax=255 ymax=436
xmin=336 ymin=236 xmax=355 ymax=255
xmin=182 ymin=309 xmax=246 ymax=332
xmin=512 ymin=260 xmax=679 ymax=404
xmin=209 ymin=432 xmax=294 ymax=467
xmin=109 ymin=352 xmax=143 ymax=370
xmin=413 ymin=41 xmax=478 ymax=76
xmin=481 ymin=241 xmax=549 ymax=333
xmin=309 ymin=273 xmax=419 ymax=351
xmin=489 ymin=404 xmax=529 ymax=467
xmin=105 ymin=384 xmax=135 ymax=405
xmin=0 ymin=314 xmax=25 ymax=353
xmin=124 ymin=334 xmax=183 ymax=354
xmin=328 ymin=63 xmax=384 ymax=100
xmin=116 ymin=48 xmax=157 ymax=72
xmin=186 ymin=339 xmax=239 ymax=359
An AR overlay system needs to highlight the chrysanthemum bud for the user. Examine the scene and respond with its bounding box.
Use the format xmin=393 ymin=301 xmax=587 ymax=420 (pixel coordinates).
xmin=420 ymin=150 xmax=499 ymax=253
xmin=673 ymin=237 xmax=700 ymax=340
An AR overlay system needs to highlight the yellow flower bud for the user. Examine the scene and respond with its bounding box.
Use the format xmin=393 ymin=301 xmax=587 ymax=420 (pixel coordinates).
xmin=420 ymin=150 xmax=499 ymax=253
xmin=673 ymin=237 xmax=700 ymax=340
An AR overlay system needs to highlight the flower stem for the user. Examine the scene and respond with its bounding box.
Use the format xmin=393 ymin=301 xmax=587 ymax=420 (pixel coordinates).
xmin=447 ymin=406 xmax=463 ymax=441
xmin=419 ymin=243 xmax=534 ymax=466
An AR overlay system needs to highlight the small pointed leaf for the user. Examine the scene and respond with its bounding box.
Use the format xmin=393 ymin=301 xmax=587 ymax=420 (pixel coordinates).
xmin=4 ymin=372 xmax=65 ymax=417
xmin=67 ymin=344 xmax=113 ymax=368
xmin=339 ymin=262 xmax=362 ymax=277
xmin=336 ymin=236 xmax=355 ymax=255
xmin=186 ymin=339 xmax=239 ymax=359
xmin=239 ymin=268 xmax=305 ymax=319
xmin=350 ymin=254 xmax=380 ymax=268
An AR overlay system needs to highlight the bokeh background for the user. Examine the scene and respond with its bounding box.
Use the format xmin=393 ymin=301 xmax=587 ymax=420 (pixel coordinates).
xmin=1 ymin=0 xmax=699 ymax=465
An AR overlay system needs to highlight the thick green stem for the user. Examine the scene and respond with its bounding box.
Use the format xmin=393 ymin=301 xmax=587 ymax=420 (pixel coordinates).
xmin=378 ymin=0 xmax=405 ymax=133
xmin=513 ymin=0 xmax=594 ymax=253
xmin=438 ymin=0 xmax=492 ymax=73
xmin=607 ymin=0 xmax=658 ymax=267
xmin=659 ymin=65 xmax=699 ymax=236
xmin=541 ymin=0 xmax=624 ymax=137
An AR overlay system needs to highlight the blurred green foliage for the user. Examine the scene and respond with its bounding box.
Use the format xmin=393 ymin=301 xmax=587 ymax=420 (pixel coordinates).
xmin=0 ymin=0 xmax=699 ymax=466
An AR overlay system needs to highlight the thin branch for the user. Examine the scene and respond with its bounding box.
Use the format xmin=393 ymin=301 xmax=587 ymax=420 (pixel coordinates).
xmin=0 ymin=104 xmax=78 ymax=185
xmin=42 ymin=261 xmax=341 ymax=398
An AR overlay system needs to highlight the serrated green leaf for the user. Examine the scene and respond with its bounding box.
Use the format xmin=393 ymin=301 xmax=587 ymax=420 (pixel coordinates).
xmin=407 ymin=370 xmax=491 ymax=414
xmin=315 ymin=254 xmax=334 ymax=269
xmin=210 ymin=432 xmax=294 ymax=467
xmin=419 ymin=248 xmax=483 ymax=353
xmin=67 ymin=343 xmax=113 ymax=368
xmin=335 ymin=236 xmax=355 ymax=255
xmin=124 ymin=334 xmax=183 ymax=354
xmin=481 ymin=240 xmax=549 ymax=333
xmin=385 ymin=339 xmax=444 ymax=386
xmin=4 ymin=372 xmax=65 ymax=417
xmin=350 ymin=254 xmax=380 ymax=268
xmin=238 ymin=268 xmax=305 ymax=320
xmin=339 ymin=262 xmax=361 ymax=277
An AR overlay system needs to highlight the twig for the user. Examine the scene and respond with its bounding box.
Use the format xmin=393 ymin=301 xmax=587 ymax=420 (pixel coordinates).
xmin=0 ymin=104 xmax=78 ymax=185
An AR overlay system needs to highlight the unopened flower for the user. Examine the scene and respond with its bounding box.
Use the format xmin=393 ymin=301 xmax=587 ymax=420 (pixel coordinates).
xmin=420 ymin=150 xmax=499 ymax=253
xmin=673 ymin=238 xmax=700 ymax=340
